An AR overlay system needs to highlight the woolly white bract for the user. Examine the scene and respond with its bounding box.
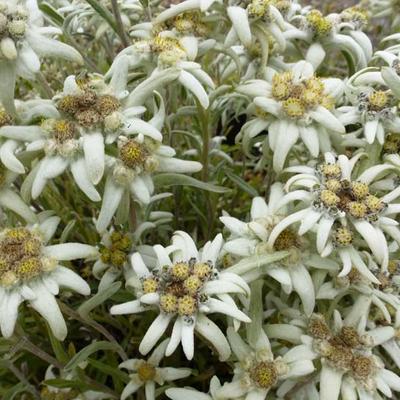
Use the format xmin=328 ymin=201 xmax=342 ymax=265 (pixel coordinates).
xmin=2 ymin=0 xmax=400 ymax=399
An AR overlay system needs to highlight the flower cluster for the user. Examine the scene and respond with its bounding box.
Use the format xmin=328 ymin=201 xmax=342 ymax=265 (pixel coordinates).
xmin=2 ymin=0 xmax=400 ymax=400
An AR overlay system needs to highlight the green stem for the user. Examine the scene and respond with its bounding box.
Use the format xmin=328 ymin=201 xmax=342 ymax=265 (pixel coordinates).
xmin=84 ymin=0 xmax=119 ymax=35
xmin=110 ymin=0 xmax=130 ymax=48
xmin=59 ymin=301 xmax=128 ymax=361
xmin=2 ymin=359 xmax=41 ymax=399
xmin=197 ymin=102 xmax=210 ymax=183
xmin=17 ymin=333 xmax=64 ymax=369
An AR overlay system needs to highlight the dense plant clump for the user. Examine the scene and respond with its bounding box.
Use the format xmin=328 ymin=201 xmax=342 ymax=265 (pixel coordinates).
xmin=3 ymin=0 xmax=400 ymax=399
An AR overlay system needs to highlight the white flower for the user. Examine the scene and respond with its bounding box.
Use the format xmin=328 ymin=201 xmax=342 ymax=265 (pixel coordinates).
xmin=217 ymin=326 xmax=314 ymax=399
xmin=0 ymin=215 xmax=97 ymax=340
xmin=93 ymin=209 xmax=173 ymax=291
xmin=338 ymin=84 xmax=399 ymax=145
xmin=111 ymin=231 xmax=251 ymax=360
xmin=221 ymin=183 xmax=336 ymax=316
xmin=316 ymin=258 xmax=400 ymax=328
xmin=166 ymin=376 xmax=225 ymax=400
xmin=0 ymin=0 xmax=82 ymax=114
xmin=237 ymin=61 xmax=345 ymax=171
xmin=119 ymin=339 xmax=191 ymax=400
xmin=95 ymin=133 xmax=201 ymax=232
xmin=0 ymin=72 xmax=166 ymax=200
xmin=284 ymin=7 xmax=371 ymax=69
xmin=268 ymin=152 xmax=400 ymax=270
xmin=267 ymin=311 xmax=398 ymax=400
xmin=108 ymin=30 xmax=214 ymax=109
xmin=226 ymin=1 xmax=293 ymax=50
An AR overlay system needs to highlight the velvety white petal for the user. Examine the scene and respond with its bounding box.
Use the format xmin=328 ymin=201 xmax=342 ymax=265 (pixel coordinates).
xmin=0 ymin=140 xmax=24 ymax=173
xmin=364 ymin=119 xmax=379 ymax=144
xmin=71 ymin=158 xmax=101 ymax=202
xmin=309 ymin=106 xmax=345 ymax=133
xmin=144 ymin=381 xmax=155 ymax=400
xmin=0 ymin=188 xmax=37 ymax=223
xmin=273 ymin=122 xmax=299 ymax=172
xmin=265 ymin=324 xmax=303 ymax=344
xmin=0 ymin=290 xmax=23 ymax=337
xmin=380 ymin=369 xmax=400 ymax=391
xmin=172 ymin=231 xmax=199 ymax=261
xmin=29 ymin=280 xmax=67 ymax=340
xmin=32 ymin=156 xmax=68 ymax=199
xmin=83 ymin=132 xmax=104 ymax=185
xmin=121 ymin=381 xmax=142 ymax=400
xmin=290 ymin=264 xmax=315 ymax=316
xmin=139 ymin=313 xmax=172 ymax=355
xmin=44 ymin=243 xmax=97 ymax=260
xmin=181 ymin=319 xmax=195 ymax=360
xmin=195 ymin=314 xmax=231 ymax=361
xmin=166 ymin=388 xmax=211 ymax=400
xmin=299 ymin=125 xmax=319 ymax=157
xmin=201 ymin=234 xmax=223 ymax=265
xmin=124 ymin=118 xmax=163 ymax=141
xmin=317 ymin=217 xmax=335 ymax=254
xmin=206 ymin=298 xmax=250 ymax=322
xmin=178 ymin=70 xmax=209 ymax=109
xmin=157 ymin=156 xmax=202 ymax=173
xmin=217 ymin=380 xmax=249 ymax=399
xmin=165 ymin=318 xmax=182 ymax=357
xmin=51 ymin=266 xmax=90 ymax=295
xmin=110 ymin=299 xmax=147 ymax=315
xmin=27 ymin=31 xmax=83 ymax=64
xmin=320 ymin=363 xmax=343 ymax=400
xmin=298 ymin=208 xmax=321 ymax=235
xmin=96 ymin=176 xmax=125 ymax=232
xmin=130 ymin=175 xmax=151 ymax=204
xmin=0 ymin=126 xmax=43 ymax=141
xmin=39 ymin=216 xmax=60 ymax=243
xmin=352 ymin=219 xmax=384 ymax=264
xmin=251 ymin=196 xmax=269 ymax=219
xmin=227 ymin=7 xmax=251 ymax=47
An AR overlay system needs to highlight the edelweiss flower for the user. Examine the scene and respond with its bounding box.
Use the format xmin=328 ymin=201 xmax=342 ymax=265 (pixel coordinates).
xmin=166 ymin=376 xmax=224 ymax=400
xmin=108 ymin=28 xmax=214 ymax=109
xmin=267 ymin=312 xmax=398 ymax=400
xmin=0 ymin=0 xmax=82 ymax=113
xmin=0 ymin=215 xmax=97 ymax=340
xmin=237 ymin=61 xmax=345 ymax=171
xmin=0 ymin=72 xmax=167 ymax=201
xmin=221 ymin=183 xmax=337 ymax=316
xmin=338 ymin=83 xmax=400 ymax=145
xmin=52 ymin=72 xmax=157 ymax=185
xmin=94 ymin=209 xmax=173 ymax=291
xmin=111 ymin=231 xmax=251 ymax=360
xmin=217 ymin=327 xmax=314 ymax=399
xmin=226 ymin=0 xmax=294 ymax=51
xmin=95 ymin=134 xmax=201 ymax=232
xmin=268 ymin=152 xmax=400 ymax=269
xmin=316 ymin=259 xmax=400 ymax=328
xmin=119 ymin=339 xmax=191 ymax=400
xmin=284 ymin=7 xmax=371 ymax=69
